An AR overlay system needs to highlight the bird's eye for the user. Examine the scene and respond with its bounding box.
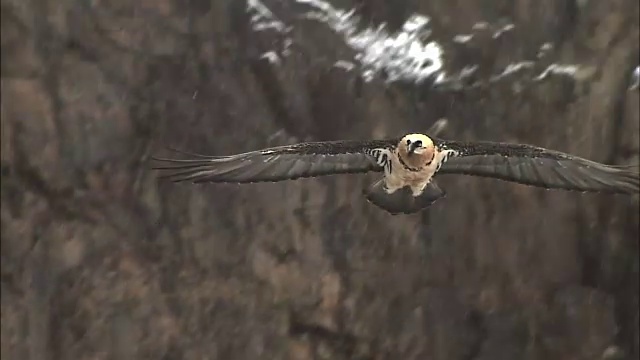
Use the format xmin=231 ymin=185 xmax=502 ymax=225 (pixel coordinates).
xmin=415 ymin=140 xmax=422 ymax=147
xmin=406 ymin=139 xmax=411 ymax=145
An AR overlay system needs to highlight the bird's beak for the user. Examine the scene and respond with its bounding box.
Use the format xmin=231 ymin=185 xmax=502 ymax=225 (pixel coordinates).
xmin=409 ymin=142 xmax=422 ymax=154
xmin=408 ymin=142 xmax=420 ymax=154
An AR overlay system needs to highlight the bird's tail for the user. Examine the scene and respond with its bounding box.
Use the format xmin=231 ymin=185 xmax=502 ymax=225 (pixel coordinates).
xmin=364 ymin=180 xmax=446 ymax=215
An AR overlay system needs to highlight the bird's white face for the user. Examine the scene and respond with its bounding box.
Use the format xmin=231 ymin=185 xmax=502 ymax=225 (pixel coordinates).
xmin=403 ymin=134 xmax=433 ymax=155
xmin=397 ymin=133 xmax=436 ymax=169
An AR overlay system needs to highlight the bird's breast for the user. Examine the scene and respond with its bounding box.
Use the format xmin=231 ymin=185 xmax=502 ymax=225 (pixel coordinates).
xmin=385 ymin=153 xmax=438 ymax=194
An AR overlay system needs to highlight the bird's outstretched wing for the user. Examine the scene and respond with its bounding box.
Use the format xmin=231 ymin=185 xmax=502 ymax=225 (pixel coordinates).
xmin=151 ymin=139 xmax=398 ymax=183
xmin=434 ymin=139 xmax=640 ymax=193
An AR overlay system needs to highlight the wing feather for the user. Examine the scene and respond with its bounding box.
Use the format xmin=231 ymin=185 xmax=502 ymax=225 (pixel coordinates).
xmin=434 ymin=139 xmax=639 ymax=193
xmin=151 ymin=139 xmax=398 ymax=184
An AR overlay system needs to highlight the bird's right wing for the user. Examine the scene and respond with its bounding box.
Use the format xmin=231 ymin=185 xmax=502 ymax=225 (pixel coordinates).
xmin=151 ymin=139 xmax=398 ymax=184
xmin=433 ymin=139 xmax=639 ymax=194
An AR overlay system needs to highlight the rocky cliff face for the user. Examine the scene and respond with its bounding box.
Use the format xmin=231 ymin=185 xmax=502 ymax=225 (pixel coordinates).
xmin=1 ymin=0 xmax=638 ymax=359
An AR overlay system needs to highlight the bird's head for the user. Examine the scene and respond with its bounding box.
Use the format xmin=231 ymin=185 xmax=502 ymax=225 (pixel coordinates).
xmin=398 ymin=133 xmax=436 ymax=168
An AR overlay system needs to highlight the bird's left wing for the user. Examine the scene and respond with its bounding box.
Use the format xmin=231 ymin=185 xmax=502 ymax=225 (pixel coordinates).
xmin=433 ymin=138 xmax=639 ymax=194
xmin=151 ymin=139 xmax=398 ymax=183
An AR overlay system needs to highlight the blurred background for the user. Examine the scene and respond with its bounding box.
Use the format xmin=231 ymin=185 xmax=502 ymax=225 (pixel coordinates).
xmin=1 ymin=0 xmax=639 ymax=359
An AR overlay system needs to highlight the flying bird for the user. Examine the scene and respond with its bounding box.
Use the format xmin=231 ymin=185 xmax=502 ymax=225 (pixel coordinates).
xmin=152 ymin=120 xmax=639 ymax=215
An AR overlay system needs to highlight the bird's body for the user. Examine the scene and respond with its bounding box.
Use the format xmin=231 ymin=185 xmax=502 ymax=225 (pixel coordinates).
xmin=152 ymin=121 xmax=639 ymax=215
xmin=385 ymin=154 xmax=434 ymax=196
xmin=382 ymin=135 xmax=456 ymax=196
